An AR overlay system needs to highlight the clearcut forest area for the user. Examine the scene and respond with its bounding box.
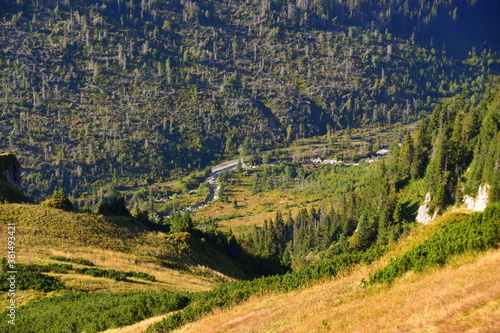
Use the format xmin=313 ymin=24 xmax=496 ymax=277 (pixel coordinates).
xmin=1 ymin=0 xmax=500 ymax=332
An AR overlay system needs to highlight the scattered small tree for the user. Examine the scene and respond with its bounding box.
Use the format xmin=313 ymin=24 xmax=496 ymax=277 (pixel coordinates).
xmin=169 ymin=211 xmax=194 ymax=233
xmin=41 ymin=189 xmax=73 ymax=211
xmin=97 ymin=196 xmax=130 ymax=216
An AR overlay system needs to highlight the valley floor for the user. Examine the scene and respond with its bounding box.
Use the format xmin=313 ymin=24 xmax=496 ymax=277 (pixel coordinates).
xmin=173 ymin=249 xmax=500 ymax=333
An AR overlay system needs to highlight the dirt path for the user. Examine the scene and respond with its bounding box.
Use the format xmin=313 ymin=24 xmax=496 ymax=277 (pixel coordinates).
xmin=100 ymin=313 xmax=170 ymax=333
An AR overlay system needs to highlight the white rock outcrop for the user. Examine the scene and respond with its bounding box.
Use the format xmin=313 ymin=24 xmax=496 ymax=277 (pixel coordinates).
xmin=416 ymin=192 xmax=434 ymax=224
xmin=463 ymin=184 xmax=490 ymax=212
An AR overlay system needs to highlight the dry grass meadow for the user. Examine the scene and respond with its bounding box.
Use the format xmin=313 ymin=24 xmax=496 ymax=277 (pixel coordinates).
xmin=174 ymin=248 xmax=500 ymax=333
xmin=172 ymin=211 xmax=500 ymax=333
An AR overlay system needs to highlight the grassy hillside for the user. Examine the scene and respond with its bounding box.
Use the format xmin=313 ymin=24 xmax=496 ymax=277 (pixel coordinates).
xmin=0 ymin=203 xmax=249 ymax=305
xmin=174 ymin=248 xmax=500 ymax=333
xmin=165 ymin=209 xmax=500 ymax=333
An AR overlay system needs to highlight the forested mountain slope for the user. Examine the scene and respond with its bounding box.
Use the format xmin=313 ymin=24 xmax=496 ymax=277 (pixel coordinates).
xmin=0 ymin=0 xmax=499 ymax=203
xmin=227 ymin=79 xmax=500 ymax=270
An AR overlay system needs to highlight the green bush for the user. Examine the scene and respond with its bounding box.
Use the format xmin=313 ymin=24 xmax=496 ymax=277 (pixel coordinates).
xmin=127 ymin=271 xmax=157 ymax=282
xmin=49 ymin=256 xmax=95 ymax=266
xmin=75 ymin=268 xmax=128 ymax=281
xmin=40 ymin=189 xmax=73 ymax=211
xmin=75 ymin=267 xmax=157 ymax=282
xmin=29 ymin=263 xmax=73 ymax=274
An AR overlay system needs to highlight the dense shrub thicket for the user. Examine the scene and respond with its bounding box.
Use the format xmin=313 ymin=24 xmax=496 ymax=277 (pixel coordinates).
xmin=0 ymin=259 xmax=64 ymax=292
xmin=0 ymin=292 xmax=191 ymax=333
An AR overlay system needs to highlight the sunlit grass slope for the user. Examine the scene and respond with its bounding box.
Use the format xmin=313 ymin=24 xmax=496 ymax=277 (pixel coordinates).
xmin=172 ymin=210 xmax=500 ymax=333
xmin=175 ymin=249 xmax=500 ymax=333
xmin=0 ymin=203 xmax=247 ymax=304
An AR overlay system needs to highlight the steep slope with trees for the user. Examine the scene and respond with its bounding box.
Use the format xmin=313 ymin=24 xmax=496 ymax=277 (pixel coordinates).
xmin=221 ymin=78 xmax=500 ymax=270
xmin=0 ymin=0 xmax=498 ymax=205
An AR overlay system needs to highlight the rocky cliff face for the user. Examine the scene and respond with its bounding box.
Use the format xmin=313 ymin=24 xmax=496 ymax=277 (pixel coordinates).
xmin=463 ymin=184 xmax=490 ymax=212
xmin=416 ymin=192 xmax=436 ymax=224
xmin=0 ymin=153 xmax=22 ymax=189
xmin=0 ymin=153 xmax=29 ymax=203
xmin=416 ymin=184 xmax=491 ymax=224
